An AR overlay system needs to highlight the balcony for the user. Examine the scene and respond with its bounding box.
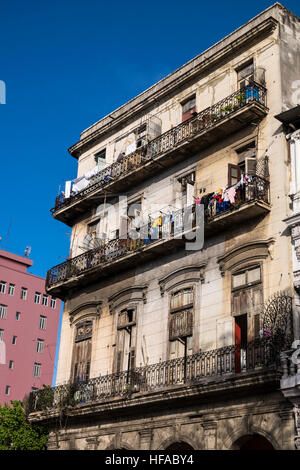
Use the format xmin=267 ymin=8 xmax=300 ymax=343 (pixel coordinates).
xmin=28 ymin=338 xmax=282 ymax=421
xmin=46 ymin=175 xmax=270 ymax=298
xmin=52 ymin=83 xmax=268 ymax=225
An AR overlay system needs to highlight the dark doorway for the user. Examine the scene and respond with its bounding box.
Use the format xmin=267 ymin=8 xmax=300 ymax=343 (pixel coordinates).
xmin=236 ymin=434 xmax=274 ymax=450
xmin=235 ymin=314 xmax=247 ymax=373
xmin=166 ymin=442 xmax=194 ymax=451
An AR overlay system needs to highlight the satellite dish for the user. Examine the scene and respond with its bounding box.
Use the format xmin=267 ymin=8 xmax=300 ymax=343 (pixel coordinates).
xmin=82 ymin=234 xmax=103 ymax=250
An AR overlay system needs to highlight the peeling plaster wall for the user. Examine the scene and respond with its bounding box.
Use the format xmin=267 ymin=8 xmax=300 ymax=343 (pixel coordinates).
xmin=279 ymin=8 xmax=300 ymax=112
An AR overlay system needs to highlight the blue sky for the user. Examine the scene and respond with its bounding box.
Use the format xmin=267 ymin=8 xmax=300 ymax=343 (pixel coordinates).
xmin=0 ymin=0 xmax=300 ymax=279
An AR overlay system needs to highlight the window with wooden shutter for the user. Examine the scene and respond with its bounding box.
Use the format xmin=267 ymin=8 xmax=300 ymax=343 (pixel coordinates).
xmin=228 ymin=164 xmax=241 ymax=187
xmin=71 ymin=321 xmax=93 ymax=382
xmin=116 ymin=308 xmax=137 ymax=372
xmin=169 ymin=288 xmax=194 ymax=359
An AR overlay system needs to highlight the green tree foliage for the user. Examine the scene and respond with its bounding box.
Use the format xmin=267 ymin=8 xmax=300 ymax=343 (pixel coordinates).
xmin=0 ymin=400 xmax=48 ymax=450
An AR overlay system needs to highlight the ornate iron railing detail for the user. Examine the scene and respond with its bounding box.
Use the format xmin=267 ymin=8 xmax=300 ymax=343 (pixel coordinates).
xmin=28 ymin=337 xmax=281 ymax=414
xmin=46 ymin=174 xmax=270 ymax=289
xmin=52 ymin=83 xmax=267 ymax=213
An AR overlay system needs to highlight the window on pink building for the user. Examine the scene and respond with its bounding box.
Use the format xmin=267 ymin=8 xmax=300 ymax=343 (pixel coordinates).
xmin=39 ymin=316 xmax=47 ymax=330
xmin=9 ymin=360 xmax=14 ymax=370
xmin=36 ymin=339 xmax=44 ymax=353
xmin=33 ymin=363 xmax=41 ymax=377
xmin=16 ymin=312 xmax=21 ymax=321
xmin=20 ymin=287 xmax=27 ymax=300
xmin=42 ymin=295 xmax=48 ymax=306
xmin=8 ymin=284 xmax=15 ymax=296
xmin=5 ymin=385 xmax=10 ymax=396
xmin=34 ymin=292 xmax=41 ymax=304
xmin=0 ymin=305 xmax=7 ymax=319
xmin=0 ymin=281 xmax=6 ymax=294
xmin=12 ymin=336 xmax=17 ymax=345
xmin=51 ymin=298 xmax=56 ymax=309
xmin=0 ymin=329 xmax=4 ymax=341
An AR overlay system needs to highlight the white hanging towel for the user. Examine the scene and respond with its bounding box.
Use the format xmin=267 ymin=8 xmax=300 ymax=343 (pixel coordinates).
xmin=187 ymin=183 xmax=195 ymax=207
xmin=65 ymin=181 xmax=72 ymax=198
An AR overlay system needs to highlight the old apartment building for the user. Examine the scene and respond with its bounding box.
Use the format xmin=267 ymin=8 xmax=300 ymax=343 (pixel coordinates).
xmin=29 ymin=3 xmax=300 ymax=450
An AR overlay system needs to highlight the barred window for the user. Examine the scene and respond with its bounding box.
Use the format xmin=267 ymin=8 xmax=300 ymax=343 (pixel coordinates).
xmin=34 ymin=292 xmax=41 ymax=304
xmin=42 ymin=295 xmax=48 ymax=306
xmin=50 ymin=298 xmax=56 ymax=309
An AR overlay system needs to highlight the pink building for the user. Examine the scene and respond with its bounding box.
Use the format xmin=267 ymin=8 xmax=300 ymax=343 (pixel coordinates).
xmin=0 ymin=249 xmax=61 ymax=405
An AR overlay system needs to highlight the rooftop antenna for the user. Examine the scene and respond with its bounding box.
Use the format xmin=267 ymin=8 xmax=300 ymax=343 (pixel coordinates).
xmin=24 ymin=246 xmax=31 ymax=258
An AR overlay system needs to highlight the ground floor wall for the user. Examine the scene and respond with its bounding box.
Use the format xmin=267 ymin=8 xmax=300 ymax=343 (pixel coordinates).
xmin=46 ymin=391 xmax=296 ymax=450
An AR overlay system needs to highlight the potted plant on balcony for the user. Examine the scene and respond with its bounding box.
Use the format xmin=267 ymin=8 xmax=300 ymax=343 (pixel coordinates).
xmin=236 ymin=92 xmax=246 ymax=106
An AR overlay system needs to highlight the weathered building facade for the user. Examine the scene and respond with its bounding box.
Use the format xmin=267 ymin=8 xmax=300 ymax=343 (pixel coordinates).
xmin=29 ymin=3 xmax=300 ymax=450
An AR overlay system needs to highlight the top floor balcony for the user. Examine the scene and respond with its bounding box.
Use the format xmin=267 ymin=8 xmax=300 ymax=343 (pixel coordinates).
xmin=52 ymin=83 xmax=268 ymax=226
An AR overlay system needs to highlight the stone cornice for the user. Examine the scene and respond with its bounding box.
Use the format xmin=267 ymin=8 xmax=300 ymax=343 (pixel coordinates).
xmin=108 ymin=285 xmax=148 ymax=314
xmin=218 ymin=238 xmax=275 ymax=276
xmin=69 ymin=13 xmax=279 ymax=158
xmin=158 ymin=265 xmax=206 ymax=296
xmin=69 ymin=301 xmax=102 ymax=325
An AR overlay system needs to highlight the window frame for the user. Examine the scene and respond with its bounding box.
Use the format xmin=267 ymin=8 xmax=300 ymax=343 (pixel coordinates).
xmin=0 ymin=304 xmax=7 ymax=319
xmin=8 ymin=284 xmax=15 ymax=296
xmin=36 ymin=339 xmax=44 ymax=353
xmin=0 ymin=281 xmax=6 ymax=294
xmin=50 ymin=298 xmax=56 ymax=309
xmin=20 ymin=287 xmax=27 ymax=300
xmin=33 ymin=363 xmax=41 ymax=377
xmin=42 ymin=294 xmax=48 ymax=307
xmin=34 ymin=292 xmax=41 ymax=304
xmin=39 ymin=315 xmax=47 ymax=330
xmin=231 ymin=264 xmax=262 ymax=292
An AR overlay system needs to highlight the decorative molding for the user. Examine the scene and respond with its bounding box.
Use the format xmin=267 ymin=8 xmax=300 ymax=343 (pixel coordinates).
xmin=69 ymin=301 xmax=102 ymax=325
xmin=217 ymin=239 xmax=275 ymax=276
xmin=285 ymin=215 xmax=300 ymax=263
xmin=108 ymin=285 xmax=148 ymax=315
xmin=158 ymin=265 xmax=206 ymax=296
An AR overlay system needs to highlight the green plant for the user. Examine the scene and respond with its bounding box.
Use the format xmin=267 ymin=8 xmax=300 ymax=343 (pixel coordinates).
xmin=0 ymin=401 xmax=48 ymax=450
xmin=224 ymin=104 xmax=233 ymax=112
xmin=236 ymin=93 xmax=246 ymax=104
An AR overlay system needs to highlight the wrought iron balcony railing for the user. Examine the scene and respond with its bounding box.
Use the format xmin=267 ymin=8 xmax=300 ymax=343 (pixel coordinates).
xmin=46 ymin=175 xmax=270 ymax=290
xmin=52 ymin=82 xmax=267 ymax=215
xmin=28 ymin=337 xmax=281 ymax=414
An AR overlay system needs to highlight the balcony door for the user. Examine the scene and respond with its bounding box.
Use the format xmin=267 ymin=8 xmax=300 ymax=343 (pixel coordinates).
xmin=71 ymin=321 xmax=93 ymax=383
xmin=231 ymin=266 xmax=263 ymax=373
xmin=116 ymin=308 xmax=136 ymax=373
